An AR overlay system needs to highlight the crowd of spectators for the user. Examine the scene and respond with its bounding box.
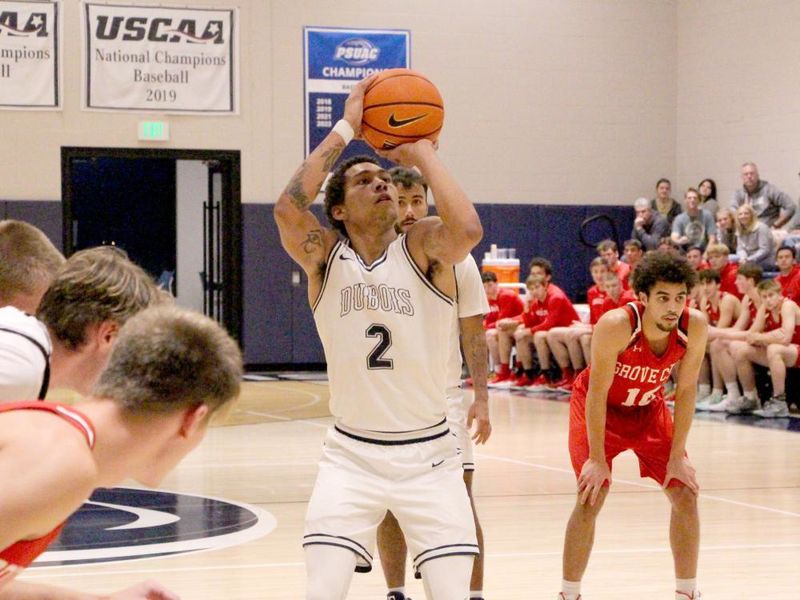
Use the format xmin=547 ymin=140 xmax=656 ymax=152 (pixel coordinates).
xmin=479 ymin=162 xmax=800 ymax=418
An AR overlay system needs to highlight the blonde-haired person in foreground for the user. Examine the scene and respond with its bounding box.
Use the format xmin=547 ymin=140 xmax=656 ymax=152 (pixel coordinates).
xmin=0 ymin=305 xmax=242 ymax=599
xmin=0 ymin=246 xmax=162 ymax=403
xmin=0 ymin=219 xmax=65 ymax=313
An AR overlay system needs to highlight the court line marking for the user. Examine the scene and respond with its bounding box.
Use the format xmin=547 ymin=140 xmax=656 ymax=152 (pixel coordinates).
xmin=238 ymin=385 xmax=323 ymax=416
xmin=228 ymin=413 xmax=800 ymax=519
xmin=20 ymin=542 xmax=800 ymax=579
xmin=475 ymin=453 xmax=800 ymax=518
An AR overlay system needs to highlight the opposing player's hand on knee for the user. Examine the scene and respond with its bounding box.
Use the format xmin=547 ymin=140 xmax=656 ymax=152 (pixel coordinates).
xmin=467 ymin=400 xmax=491 ymax=444
xmin=577 ymin=458 xmax=611 ymax=506
xmin=109 ymin=580 xmax=180 ymax=600
xmin=663 ymin=456 xmax=699 ymax=495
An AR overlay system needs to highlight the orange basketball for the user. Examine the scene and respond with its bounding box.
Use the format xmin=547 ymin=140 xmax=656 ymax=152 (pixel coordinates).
xmin=361 ymin=69 xmax=444 ymax=150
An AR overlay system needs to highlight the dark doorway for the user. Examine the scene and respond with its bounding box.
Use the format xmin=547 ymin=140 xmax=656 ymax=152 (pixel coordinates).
xmin=61 ymin=147 xmax=242 ymax=345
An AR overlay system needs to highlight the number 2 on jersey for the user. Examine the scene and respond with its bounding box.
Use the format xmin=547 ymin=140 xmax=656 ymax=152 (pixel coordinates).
xmin=621 ymin=386 xmax=659 ymax=407
xmin=366 ymin=324 xmax=393 ymax=369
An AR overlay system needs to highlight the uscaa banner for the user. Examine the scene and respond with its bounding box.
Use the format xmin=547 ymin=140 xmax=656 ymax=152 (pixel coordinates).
xmin=82 ymin=2 xmax=238 ymax=113
xmin=304 ymin=27 xmax=409 ymax=157
xmin=0 ymin=1 xmax=60 ymax=110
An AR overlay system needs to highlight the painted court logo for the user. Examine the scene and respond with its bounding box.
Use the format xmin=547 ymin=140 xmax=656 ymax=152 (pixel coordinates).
xmin=334 ymin=38 xmax=379 ymax=66
xmin=32 ymin=487 xmax=275 ymax=567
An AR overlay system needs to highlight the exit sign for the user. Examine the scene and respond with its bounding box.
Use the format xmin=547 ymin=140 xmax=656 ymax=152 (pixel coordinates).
xmin=138 ymin=121 xmax=169 ymax=141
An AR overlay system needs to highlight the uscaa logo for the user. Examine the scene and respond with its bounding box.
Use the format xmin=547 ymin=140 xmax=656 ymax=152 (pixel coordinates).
xmin=32 ymin=487 xmax=276 ymax=567
xmin=334 ymin=38 xmax=380 ymax=66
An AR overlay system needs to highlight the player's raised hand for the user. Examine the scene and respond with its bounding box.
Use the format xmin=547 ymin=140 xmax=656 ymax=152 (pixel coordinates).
xmin=109 ymin=580 xmax=181 ymax=600
xmin=663 ymin=455 xmax=699 ymax=495
xmin=467 ymin=399 xmax=491 ymax=444
xmin=577 ymin=458 xmax=611 ymax=506
xmin=343 ymin=74 xmax=379 ymax=137
xmin=376 ymin=138 xmax=437 ymax=167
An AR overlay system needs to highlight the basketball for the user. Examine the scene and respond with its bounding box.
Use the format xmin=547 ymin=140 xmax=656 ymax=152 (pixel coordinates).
xmin=361 ymin=69 xmax=444 ymax=150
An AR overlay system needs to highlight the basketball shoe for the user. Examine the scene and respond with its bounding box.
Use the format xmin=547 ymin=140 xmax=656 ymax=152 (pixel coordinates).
xmin=753 ymin=394 xmax=790 ymax=418
xmin=675 ymin=591 xmax=702 ymax=599
xmin=557 ymin=594 xmax=581 ymax=600
xmin=387 ymin=593 xmax=411 ymax=600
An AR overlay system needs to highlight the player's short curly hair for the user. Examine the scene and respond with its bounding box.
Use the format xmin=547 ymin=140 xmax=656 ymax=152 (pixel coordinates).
xmin=631 ymin=251 xmax=697 ymax=296
xmin=324 ymin=155 xmax=380 ymax=237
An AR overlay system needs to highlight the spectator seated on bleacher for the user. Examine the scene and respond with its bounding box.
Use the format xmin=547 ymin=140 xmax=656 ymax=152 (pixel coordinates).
xmin=727 ymin=279 xmax=800 ymax=418
xmin=482 ymin=270 xmax=524 ymax=383
xmin=715 ymin=208 xmax=738 ymax=254
xmin=547 ymin=258 xmax=607 ymax=388
xmin=775 ymin=245 xmax=800 ymax=303
xmin=704 ymin=262 xmax=763 ymax=413
xmin=597 ymin=239 xmax=630 ymax=289
xmin=706 ymin=243 xmax=741 ymax=298
xmin=735 ymin=204 xmax=775 ymax=270
xmin=695 ymin=269 xmax=743 ymax=410
xmin=671 ymin=187 xmax=717 ymax=251
xmin=631 ymin=197 xmax=670 ymax=251
xmin=651 ymin=177 xmax=683 ymax=226
xmin=623 ymin=239 xmax=643 ymax=272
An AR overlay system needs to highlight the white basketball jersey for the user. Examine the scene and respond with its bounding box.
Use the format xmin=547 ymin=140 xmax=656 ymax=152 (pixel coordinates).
xmin=313 ymin=235 xmax=454 ymax=432
xmin=446 ymin=255 xmax=489 ymax=411
xmin=0 ymin=306 xmax=51 ymax=402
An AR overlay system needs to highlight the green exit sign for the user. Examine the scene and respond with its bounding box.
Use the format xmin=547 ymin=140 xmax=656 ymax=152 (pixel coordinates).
xmin=138 ymin=121 xmax=169 ymax=141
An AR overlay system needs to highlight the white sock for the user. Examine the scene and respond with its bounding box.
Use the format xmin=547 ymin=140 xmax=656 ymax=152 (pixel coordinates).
xmin=561 ymin=579 xmax=581 ymax=599
xmin=744 ymin=389 xmax=757 ymax=400
xmin=697 ymin=383 xmax=711 ymax=397
xmin=712 ymin=387 xmax=723 ymax=396
xmin=675 ymin=577 xmax=697 ymax=597
xmin=470 ymin=591 xmax=483 ymax=599
xmin=388 ymin=587 xmax=405 ymax=597
xmin=724 ymin=382 xmax=740 ymax=401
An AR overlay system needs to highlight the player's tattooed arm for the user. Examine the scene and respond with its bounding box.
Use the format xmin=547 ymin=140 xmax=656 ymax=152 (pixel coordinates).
xmin=285 ymin=142 xmax=345 ymax=212
xmin=301 ymin=229 xmax=325 ymax=255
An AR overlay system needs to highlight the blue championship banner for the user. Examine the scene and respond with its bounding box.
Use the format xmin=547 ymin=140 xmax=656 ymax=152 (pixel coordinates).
xmin=0 ymin=1 xmax=60 ymax=110
xmin=304 ymin=27 xmax=409 ymax=157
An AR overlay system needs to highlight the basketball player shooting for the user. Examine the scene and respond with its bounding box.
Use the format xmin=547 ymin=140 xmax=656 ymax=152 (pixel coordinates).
xmin=274 ymin=74 xmax=486 ymax=600
xmin=558 ymin=252 xmax=707 ymax=600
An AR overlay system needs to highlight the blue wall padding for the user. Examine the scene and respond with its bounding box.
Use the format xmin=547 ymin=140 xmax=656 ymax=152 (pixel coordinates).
xmin=3 ymin=201 xmax=634 ymax=366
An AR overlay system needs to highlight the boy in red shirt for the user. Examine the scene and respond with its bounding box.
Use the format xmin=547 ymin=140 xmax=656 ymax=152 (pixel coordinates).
xmin=598 ymin=239 xmax=631 ymax=289
xmin=706 ymin=243 xmax=740 ymax=299
xmin=483 ymin=271 xmax=524 ymax=384
xmin=775 ymin=245 xmax=800 ymax=301
xmin=496 ymin=274 xmax=578 ymax=390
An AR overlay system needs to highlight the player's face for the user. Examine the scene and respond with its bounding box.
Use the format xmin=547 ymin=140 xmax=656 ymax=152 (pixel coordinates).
xmin=735 ymin=274 xmax=753 ymax=294
xmin=776 ymin=249 xmax=794 ymax=272
xmin=529 ymin=283 xmax=547 ymax=301
xmin=707 ymin=252 xmax=727 ymax=270
xmin=601 ymin=248 xmax=618 ymax=266
xmin=686 ymin=249 xmax=703 ymax=269
xmin=483 ymin=280 xmax=498 ymax=299
xmin=624 ymin=245 xmax=642 ymax=264
xmin=604 ymin=276 xmax=621 ymax=298
xmin=761 ymin=289 xmax=783 ymax=311
xmin=641 ymin=282 xmax=688 ymax=332
xmin=529 ymin=265 xmax=551 ymax=283
xmin=396 ymin=183 xmax=428 ymax=232
xmin=342 ymin=163 xmax=398 ymax=231
xmin=701 ymin=278 xmax=719 ymax=298
xmin=590 ymin=264 xmax=607 ymax=285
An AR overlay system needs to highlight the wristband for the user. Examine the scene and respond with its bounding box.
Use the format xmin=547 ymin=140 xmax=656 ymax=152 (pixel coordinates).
xmin=332 ymin=119 xmax=354 ymax=145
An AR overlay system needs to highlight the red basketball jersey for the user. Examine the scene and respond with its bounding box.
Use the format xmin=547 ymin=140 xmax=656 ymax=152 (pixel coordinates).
xmin=0 ymin=402 xmax=95 ymax=588
xmin=705 ymin=292 xmax=733 ymax=326
xmin=574 ymin=302 xmax=689 ymax=408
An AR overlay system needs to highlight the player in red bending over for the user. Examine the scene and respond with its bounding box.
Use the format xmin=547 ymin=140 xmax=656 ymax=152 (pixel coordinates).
xmin=557 ymin=252 xmax=707 ymax=600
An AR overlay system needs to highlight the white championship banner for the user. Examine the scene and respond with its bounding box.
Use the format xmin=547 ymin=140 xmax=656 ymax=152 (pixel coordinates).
xmin=0 ymin=0 xmax=60 ymax=110
xmin=82 ymin=2 xmax=238 ymax=113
